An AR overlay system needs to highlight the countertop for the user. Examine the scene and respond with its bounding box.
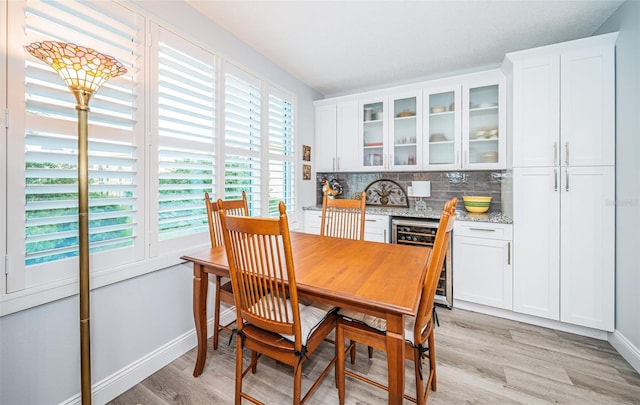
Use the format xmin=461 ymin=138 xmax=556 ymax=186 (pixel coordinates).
xmin=302 ymin=205 xmax=512 ymax=224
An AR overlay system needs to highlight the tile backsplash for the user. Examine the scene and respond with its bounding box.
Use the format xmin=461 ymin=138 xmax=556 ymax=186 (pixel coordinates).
xmin=316 ymin=171 xmax=509 ymax=213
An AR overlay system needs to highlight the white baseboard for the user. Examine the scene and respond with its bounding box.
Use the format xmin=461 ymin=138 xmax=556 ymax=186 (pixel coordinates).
xmin=452 ymin=300 xmax=609 ymax=340
xmin=60 ymin=308 xmax=236 ymax=405
xmin=608 ymin=329 xmax=640 ymax=374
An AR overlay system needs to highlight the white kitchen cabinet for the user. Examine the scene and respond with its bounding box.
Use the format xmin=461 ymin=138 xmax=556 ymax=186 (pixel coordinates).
xmin=360 ymin=91 xmax=422 ymax=172
xmin=314 ymin=101 xmax=359 ymax=172
xmin=423 ymin=71 xmax=506 ymax=171
xmin=453 ymin=222 xmax=512 ymax=310
xmin=303 ymin=210 xmax=389 ymax=243
xmin=506 ymin=33 xmax=616 ymax=331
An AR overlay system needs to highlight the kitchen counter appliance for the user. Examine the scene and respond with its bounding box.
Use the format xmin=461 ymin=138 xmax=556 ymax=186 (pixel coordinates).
xmin=391 ymin=217 xmax=452 ymax=308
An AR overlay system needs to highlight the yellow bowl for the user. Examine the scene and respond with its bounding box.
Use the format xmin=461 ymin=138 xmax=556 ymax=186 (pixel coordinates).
xmin=463 ymin=196 xmax=491 ymax=213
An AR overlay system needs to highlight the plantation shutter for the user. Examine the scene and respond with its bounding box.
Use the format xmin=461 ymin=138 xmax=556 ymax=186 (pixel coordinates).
xmin=267 ymin=89 xmax=296 ymax=217
xmin=224 ymin=63 xmax=261 ymax=215
xmin=151 ymin=26 xmax=216 ymax=254
xmin=6 ymin=0 xmax=144 ymax=292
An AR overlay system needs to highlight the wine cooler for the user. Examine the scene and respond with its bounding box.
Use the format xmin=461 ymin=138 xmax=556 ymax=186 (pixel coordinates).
xmin=391 ymin=218 xmax=453 ymax=308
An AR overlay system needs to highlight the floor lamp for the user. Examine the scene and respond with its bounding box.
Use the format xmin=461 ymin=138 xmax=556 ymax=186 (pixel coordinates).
xmin=25 ymin=41 xmax=127 ymax=404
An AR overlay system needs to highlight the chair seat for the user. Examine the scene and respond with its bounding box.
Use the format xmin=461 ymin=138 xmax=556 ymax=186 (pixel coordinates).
xmin=252 ymin=295 xmax=336 ymax=345
xmin=338 ymin=308 xmax=419 ymax=345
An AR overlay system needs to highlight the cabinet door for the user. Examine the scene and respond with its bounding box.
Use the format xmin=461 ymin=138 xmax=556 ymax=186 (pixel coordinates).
xmin=336 ymin=101 xmax=359 ymax=171
xmin=360 ymin=98 xmax=387 ymax=171
xmin=560 ymin=46 xmax=615 ymax=167
xmin=462 ymin=76 xmax=506 ymax=170
xmin=560 ymin=166 xmax=614 ymax=331
xmin=512 ymin=167 xmax=560 ymax=320
xmin=453 ymin=235 xmax=512 ymax=309
xmin=511 ymin=54 xmax=561 ymax=168
xmin=389 ymin=93 xmax=421 ymax=170
xmin=314 ymin=104 xmax=337 ymax=172
xmin=423 ymin=86 xmax=461 ymax=170
xmin=363 ymin=214 xmax=389 ymax=242
xmin=303 ymin=210 xmax=322 ymax=235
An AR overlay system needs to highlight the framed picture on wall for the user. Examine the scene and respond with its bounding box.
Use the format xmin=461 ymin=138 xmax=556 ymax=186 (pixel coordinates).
xmin=302 ymin=145 xmax=311 ymax=161
xmin=303 ymin=164 xmax=311 ymax=180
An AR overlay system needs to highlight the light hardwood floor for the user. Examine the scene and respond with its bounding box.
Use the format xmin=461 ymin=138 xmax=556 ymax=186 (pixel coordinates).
xmin=108 ymin=308 xmax=640 ymax=404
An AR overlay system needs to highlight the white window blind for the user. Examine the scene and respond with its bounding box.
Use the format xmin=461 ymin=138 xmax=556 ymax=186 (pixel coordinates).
xmin=224 ymin=64 xmax=261 ymax=215
xmin=6 ymin=0 xmax=143 ymax=292
xmin=153 ymin=26 xmax=216 ymax=249
xmin=268 ymin=90 xmax=296 ymax=216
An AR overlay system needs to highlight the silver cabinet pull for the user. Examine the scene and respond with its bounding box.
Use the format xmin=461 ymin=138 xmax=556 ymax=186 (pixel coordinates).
xmin=333 ymin=157 xmax=336 ymax=171
xmin=507 ymin=242 xmax=511 ymax=265
xmin=553 ymin=142 xmax=558 ymax=167
xmin=469 ymin=227 xmax=496 ymax=232
xmin=565 ymin=167 xmax=569 ymax=192
xmin=554 ymin=168 xmax=558 ymax=191
xmin=565 ymin=142 xmax=569 ymax=166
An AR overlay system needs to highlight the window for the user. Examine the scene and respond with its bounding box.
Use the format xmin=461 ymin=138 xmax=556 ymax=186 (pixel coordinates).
xmin=150 ymin=25 xmax=216 ymax=255
xmin=224 ymin=63 xmax=262 ymax=215
xmin=267 ymin=89 xmax=296 ymax=216
xmin=5 ymin=0 xmax=144 ymax=292
xmin=2 ymin=0 xmax=298 ymax=305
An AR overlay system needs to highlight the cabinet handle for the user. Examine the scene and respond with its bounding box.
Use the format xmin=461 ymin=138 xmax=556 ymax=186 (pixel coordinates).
xmin=384 ymin=229 xmax=387 ymax=243
xmin=553 ymin=142 xmax=558 ymax=167
xmin=469 ymin=227 xmax=496 ymax=232
xmin=565 ymin=167 xmax=569 ymax=192
xmin=365 ymin=219 xmax=377 ymax=222
xmin=508 ymin=242 xmax=511 ymax=265
xmin=333 ymin=157 xmax=336 ymax=171
xmin=565 ymin=142 xmax=569 ymax=166
xmin=554 ymin=168 xmax=558 ymax=191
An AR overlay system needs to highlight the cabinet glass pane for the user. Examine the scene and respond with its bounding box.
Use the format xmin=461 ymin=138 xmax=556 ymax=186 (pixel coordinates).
xmin=363 ymin=102 xmax=383 ymax=167
xmin=468 ymin=85 xmax=499 ymax=164
xmin=393 ymin=97 xmax=417 ymax=166
xmin=428 ymin=91 xmax=455 ymax=165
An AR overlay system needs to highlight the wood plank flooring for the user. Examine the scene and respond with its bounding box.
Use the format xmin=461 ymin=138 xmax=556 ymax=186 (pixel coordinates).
xmin=108 ymin=308 xmax=640 ymax=404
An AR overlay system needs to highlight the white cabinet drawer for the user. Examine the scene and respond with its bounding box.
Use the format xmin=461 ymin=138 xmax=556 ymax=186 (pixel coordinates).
xmin=454 ymin=222 xmax=512 ymax=240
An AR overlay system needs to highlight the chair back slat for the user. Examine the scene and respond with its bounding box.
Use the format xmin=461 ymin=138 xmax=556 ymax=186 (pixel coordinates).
xmin=414 ymin=197 xmax=457 ymax=342
xmin=205 ymin=191 xmax=248 ymax=247
xmin=320 ymin=191 xmax=366 ymax=240
xmin=220 ymin=201 xmax=302 ymax=345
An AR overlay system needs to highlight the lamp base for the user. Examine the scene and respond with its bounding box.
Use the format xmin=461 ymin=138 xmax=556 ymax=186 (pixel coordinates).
xmin=415 ymin=199 xmax=428 ymax=211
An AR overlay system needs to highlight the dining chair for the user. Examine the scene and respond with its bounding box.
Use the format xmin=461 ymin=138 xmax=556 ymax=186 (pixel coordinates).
xmin=335 ymin=197 xmax=457 ymax=405
xmin=204 ymin=191 xmax=248 ymax=350
xmin=219 ymin=200 xmax=338 ymax=405
xmin=320 ymin=190 xmax=367 ymax=240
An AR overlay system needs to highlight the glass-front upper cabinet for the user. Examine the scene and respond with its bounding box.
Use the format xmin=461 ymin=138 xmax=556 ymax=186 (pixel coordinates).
xmin=424 ymin=87 xmax=461 ymax=170
xmin=361 ymin=99 xmax=386 ymax=169
xmin=462 ymin=74 xmax=506 ymax=170
xmin=390 ymin=95 xmax=421 ymax=169
xmin=361 ymin=93 xmax=421 ymax=171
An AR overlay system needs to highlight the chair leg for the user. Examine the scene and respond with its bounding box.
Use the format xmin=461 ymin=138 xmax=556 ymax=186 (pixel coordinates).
xmin=428 ymin=330 xmax=437 ymax=391
xmin=349 ymin=340 xmax=356 ymax=364
xmin=414 ymin=346 xmax=426 ymax=405
xmin=368 ymin=345 xmax=374 ymax=359
xmin=234 ymin=337 xmax=243 ymax=405
xmin=293 ymin=361 xmax=303 ymax=405
xmin=251 ymin=351 xmax=258 ymax=374
xmin=336 ymin=323 xmax=346 ymax=405
xmin=213 ymin=275 xmax=222 ymax=350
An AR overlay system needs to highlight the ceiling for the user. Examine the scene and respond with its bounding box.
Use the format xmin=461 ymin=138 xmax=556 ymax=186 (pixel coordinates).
xmin=186 ymin=0 xmax=623 ymax=97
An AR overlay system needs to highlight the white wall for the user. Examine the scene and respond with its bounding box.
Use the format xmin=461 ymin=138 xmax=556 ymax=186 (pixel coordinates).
xmin=0 ymin=1 xmax=321 ymax=403
xmin=596 ymin=0 xmax=640 ymax=371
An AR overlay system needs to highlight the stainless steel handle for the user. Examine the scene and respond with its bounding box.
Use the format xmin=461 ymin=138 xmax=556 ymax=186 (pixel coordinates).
xmin=565 ymin=142 xmax=569 ymax=166
xmin=365 ymin=219 xmax=377 ymax=222
xmin=333 ymin=157 xmax=336 ymax=171
xmin=554 ymin=168 xmax=558 ymax=191
xmin=384 ymin=229 xmax=387 ymax=242
xmin=507 ymin=242 xmax=511 ymax=265
xmin=553 ymin=142 xmax=558 ymax=167
xmin=565 ymin=167 xmax=569 ymax=192
xmin=469 ymin=228 xmax=496 ymax=232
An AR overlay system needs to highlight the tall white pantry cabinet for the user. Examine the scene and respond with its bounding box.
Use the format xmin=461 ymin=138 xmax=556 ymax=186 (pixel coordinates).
xmin=504 ymin=33 xmax=616 ymax=331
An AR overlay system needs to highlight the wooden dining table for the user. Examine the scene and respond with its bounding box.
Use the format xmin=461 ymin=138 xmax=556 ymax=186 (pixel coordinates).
xmin=181 ymin=231 xmax=430 ymax=405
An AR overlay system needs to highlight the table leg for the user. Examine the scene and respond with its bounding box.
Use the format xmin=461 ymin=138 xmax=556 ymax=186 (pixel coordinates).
xmin=386 ymin=315 xmax=405 ymax=405
xmin=192 ymin=263 xmax=208 ymax=377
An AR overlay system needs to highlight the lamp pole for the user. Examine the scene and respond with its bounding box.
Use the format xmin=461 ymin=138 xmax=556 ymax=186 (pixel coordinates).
xmin=25 ymin=41 xmax=126 ymax=404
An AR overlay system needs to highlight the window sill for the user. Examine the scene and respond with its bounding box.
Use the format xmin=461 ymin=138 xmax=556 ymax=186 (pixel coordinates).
xmin=0 ymin=243 xmax=209 ymax=317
